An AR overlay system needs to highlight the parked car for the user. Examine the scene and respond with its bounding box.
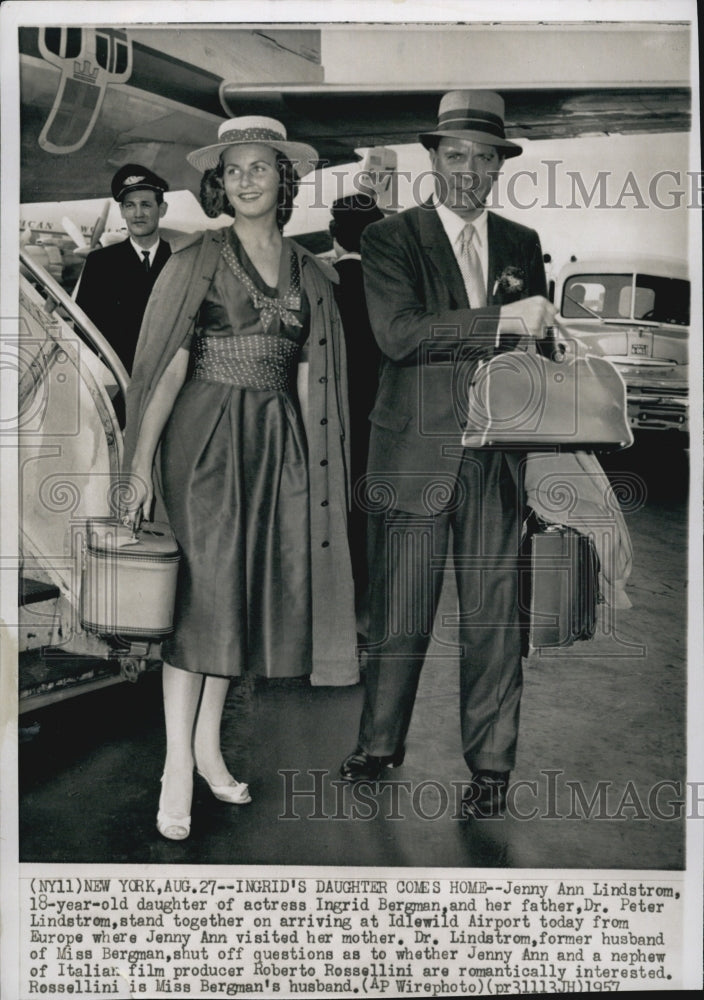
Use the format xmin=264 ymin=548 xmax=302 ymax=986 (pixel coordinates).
xmin=552 ymin=255 xmax=689 ymax=437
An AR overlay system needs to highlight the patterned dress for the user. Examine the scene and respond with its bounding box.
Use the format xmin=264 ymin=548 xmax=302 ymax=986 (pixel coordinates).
xmin=159 ymin=227 xmax=312 ymax=677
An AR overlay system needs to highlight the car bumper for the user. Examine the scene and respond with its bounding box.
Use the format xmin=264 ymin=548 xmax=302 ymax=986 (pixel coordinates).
xmin=626 ymin=391 xmax=688 ymax=432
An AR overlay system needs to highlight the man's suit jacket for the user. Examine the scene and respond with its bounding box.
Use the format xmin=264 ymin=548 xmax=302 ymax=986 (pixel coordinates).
xmin=361 ymin=203 xmax=547 ymax=515
xmin=76 ymin=237 xmax=171 ymax=374
xmin=332 ymin=254 xmax=381 ymax=482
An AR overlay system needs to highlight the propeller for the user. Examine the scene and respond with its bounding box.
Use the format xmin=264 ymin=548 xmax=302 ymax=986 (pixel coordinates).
xmin=61 ymin=215 xmax=90 ymax=256
xmin=62 ymin=200 xmax=112 ymax=258
xmin=89 ymin=200 xmax=111 ymax=249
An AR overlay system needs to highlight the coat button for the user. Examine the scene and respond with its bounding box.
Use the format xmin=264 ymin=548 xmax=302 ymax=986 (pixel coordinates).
xmin=321 ymin=500 xmax=328 ymax=507
xmin=319 ymin=376 xmax=327 ymax=383
xmin=320 ymin=418 xmax=328 ymax=425
xmin=317 ymin=296 xmax=324 ymax=305
xmin=321 ymin=541 xmax=330 ymax=548
xmin=319 ymin=337 xmax=327 ymax=345
xmin=320 ymin=459 xmax=328 ymax=466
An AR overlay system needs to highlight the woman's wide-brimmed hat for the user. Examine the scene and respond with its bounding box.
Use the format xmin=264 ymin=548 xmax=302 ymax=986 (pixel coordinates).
xmin=187 ymin=116 xmax=319 ymax=177
xmin=419 ymin=90 xmax=522 ymax=159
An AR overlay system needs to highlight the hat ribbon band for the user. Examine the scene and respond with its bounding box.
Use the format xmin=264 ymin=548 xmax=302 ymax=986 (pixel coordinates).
xmin=436 ymin=112 xmax=505 ymax=138
xmin=219 ymin=127 xmax=287 ymax=145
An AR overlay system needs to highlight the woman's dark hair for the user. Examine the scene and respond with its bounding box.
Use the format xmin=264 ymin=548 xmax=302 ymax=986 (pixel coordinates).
xmin=199 ymin=150 xmax=299 ymax=231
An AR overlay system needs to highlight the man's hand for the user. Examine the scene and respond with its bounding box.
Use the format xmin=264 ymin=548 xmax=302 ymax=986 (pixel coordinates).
xmin=498 ymin=295 xmax=558 ymax=340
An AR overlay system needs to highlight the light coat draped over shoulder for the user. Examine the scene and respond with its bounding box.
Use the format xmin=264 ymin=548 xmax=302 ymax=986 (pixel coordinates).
xmin=123 ymin=227 xmax=359 ymax=686
xmin=524 ymin=450 xmax=633 ymax=609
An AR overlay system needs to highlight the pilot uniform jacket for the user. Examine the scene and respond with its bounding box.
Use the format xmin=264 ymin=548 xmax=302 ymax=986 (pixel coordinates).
xmin=123 ymin=227 xmax=358 ymax=687
xmin=362 ymin=202 xmax=547 ymax=515
xmin=76 ymin=237 xmax=171 ymax=374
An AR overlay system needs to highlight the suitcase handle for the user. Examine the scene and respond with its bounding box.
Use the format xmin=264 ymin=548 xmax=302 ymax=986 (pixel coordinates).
xmin=121 ymin=507 xmax=144 ymax=541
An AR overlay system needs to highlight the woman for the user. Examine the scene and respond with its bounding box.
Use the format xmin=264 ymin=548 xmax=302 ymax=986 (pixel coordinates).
xmin=122 ymin=117 xmax=358 ymax=840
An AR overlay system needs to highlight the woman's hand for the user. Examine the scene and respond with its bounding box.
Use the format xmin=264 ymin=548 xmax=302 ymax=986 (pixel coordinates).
xmin=123 ymin=465 xmax=154 ymax=524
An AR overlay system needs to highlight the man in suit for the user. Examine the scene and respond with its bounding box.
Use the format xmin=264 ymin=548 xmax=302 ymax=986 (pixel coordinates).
xmin=330 ymin=194 xmax=385 ymax=629
xmin=339 ymin=91 xmax=557 ymax=817
xmin=76 ymin=164 xmax=171 ymax=376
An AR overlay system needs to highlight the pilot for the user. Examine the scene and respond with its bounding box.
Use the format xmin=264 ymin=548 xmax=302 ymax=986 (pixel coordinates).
xmin=76 ymin=164 xmax=171 ymax=376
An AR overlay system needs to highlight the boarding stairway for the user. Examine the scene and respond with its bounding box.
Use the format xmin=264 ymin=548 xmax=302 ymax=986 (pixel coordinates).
xmin=17 ymin=251 xmax=157 ymax=712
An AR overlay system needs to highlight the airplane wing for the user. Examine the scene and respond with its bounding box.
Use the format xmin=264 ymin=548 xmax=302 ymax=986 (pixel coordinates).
xmin=220 ymin=86 xmax=692 ymax=152
xmin=18 ymin=23 xmax=692 ymax=203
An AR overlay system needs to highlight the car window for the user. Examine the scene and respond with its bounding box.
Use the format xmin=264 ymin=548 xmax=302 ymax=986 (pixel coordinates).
xmin=562 ymin=273 xmax=630 ymax=318
xmin=633 ymin=285 xmax=655 ymax=318
xmin=618 ymin=285 xmax=634 ymax=317
xmin=562 ymin=271 xmax=689 ymax=325
xmin=635 ymin=274 xmax=689 ymax=325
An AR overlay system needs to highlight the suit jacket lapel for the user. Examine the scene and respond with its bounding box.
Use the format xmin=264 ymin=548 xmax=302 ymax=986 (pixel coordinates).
xmin=487 ymin=212 xmax=520 ymax=305
xmin=414 ymin=206 xmax=528 ymax=308
xmin=121 ymin=237 xmax=171 ymax=273
xmin=120 ymin=238 xmax=147 ymax=276
xmin=417 ymin=202 xmax=469 ymax=308
xmin=154 ymin=238 xmax=171 ymax=272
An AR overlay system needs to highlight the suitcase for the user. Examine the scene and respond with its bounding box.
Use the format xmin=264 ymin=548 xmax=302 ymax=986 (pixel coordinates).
xmin=80 ymin=519 xmax=180 ymax=639
xmin=522 ymin=520 xmax=600 ymax=648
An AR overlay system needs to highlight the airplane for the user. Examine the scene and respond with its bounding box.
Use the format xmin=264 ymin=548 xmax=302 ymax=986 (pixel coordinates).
xmin=11 ymin=19 xmax=695 ymax=711
xmin=18 ymin=23 xmax=691 ymax=203
xmin=18 ymin=189 xmax=231 ymax=292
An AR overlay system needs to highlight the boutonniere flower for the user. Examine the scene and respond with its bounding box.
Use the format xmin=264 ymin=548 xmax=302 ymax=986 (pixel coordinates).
xmin=492 ymin=266 xmax=525 ymax=298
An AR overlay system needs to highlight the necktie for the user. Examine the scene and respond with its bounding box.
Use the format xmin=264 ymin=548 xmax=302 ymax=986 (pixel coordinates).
xmin=141 ymin=250 xmax=150 ymax=273
xmin=457 ymin=224 xmax=486 ymax=307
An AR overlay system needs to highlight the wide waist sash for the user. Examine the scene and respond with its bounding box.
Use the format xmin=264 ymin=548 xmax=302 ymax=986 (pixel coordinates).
xmin=191 ymin=333 xmax=300 ymax=391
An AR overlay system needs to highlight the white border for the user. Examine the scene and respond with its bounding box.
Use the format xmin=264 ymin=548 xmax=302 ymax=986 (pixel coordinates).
xmin=2 ymin=2 xmax=701 ymax=997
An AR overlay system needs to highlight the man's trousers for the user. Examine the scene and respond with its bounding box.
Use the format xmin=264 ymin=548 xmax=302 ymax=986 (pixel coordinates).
xmin=358 ymin=449 xmax=524 ymax=774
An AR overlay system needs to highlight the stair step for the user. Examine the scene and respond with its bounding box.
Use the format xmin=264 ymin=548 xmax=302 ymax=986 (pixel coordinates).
xmin=19 ymin=576 xmax=60 ymax=607
xmin=19 ymin=647 xmax=123 ymax=712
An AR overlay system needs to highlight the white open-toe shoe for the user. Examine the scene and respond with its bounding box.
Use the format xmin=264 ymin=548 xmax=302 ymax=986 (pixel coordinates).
xmin=197 ymin=769 xmax=252 ymax=805
xmin=157 ymin=774 xmax=192 ymax=840
xmin=156 ymin=810 xmax=191 ymax=840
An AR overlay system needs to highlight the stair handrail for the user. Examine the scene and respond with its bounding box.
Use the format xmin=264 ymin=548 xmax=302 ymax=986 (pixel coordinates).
xmin=20 ymin=248 xmax=130 ymax=399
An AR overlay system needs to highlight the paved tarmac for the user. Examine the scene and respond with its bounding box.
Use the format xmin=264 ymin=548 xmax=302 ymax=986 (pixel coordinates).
xmin=18 ymin=434 xmax=689 ymax=869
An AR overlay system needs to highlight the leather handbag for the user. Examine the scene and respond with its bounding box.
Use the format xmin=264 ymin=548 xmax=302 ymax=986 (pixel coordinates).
xmin=80 ymin=518 xmax=180 ymax=639
xmin=462 ymin=329 xmax=633 ymax=451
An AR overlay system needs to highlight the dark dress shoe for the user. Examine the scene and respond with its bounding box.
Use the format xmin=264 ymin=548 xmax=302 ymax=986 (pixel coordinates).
xmin=461 ymin=770 xmax=510 ymax=819
xmin=339 ymin=746 xmax=405 ymax=782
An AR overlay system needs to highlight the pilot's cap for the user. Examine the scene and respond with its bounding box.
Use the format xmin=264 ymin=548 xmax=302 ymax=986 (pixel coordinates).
xmin=111 ymin=164 xmax=170 ymax=201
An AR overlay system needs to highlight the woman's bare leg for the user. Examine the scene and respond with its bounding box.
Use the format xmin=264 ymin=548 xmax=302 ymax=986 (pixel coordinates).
xmin=159 ymin=662 xmax=202 ymax=822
